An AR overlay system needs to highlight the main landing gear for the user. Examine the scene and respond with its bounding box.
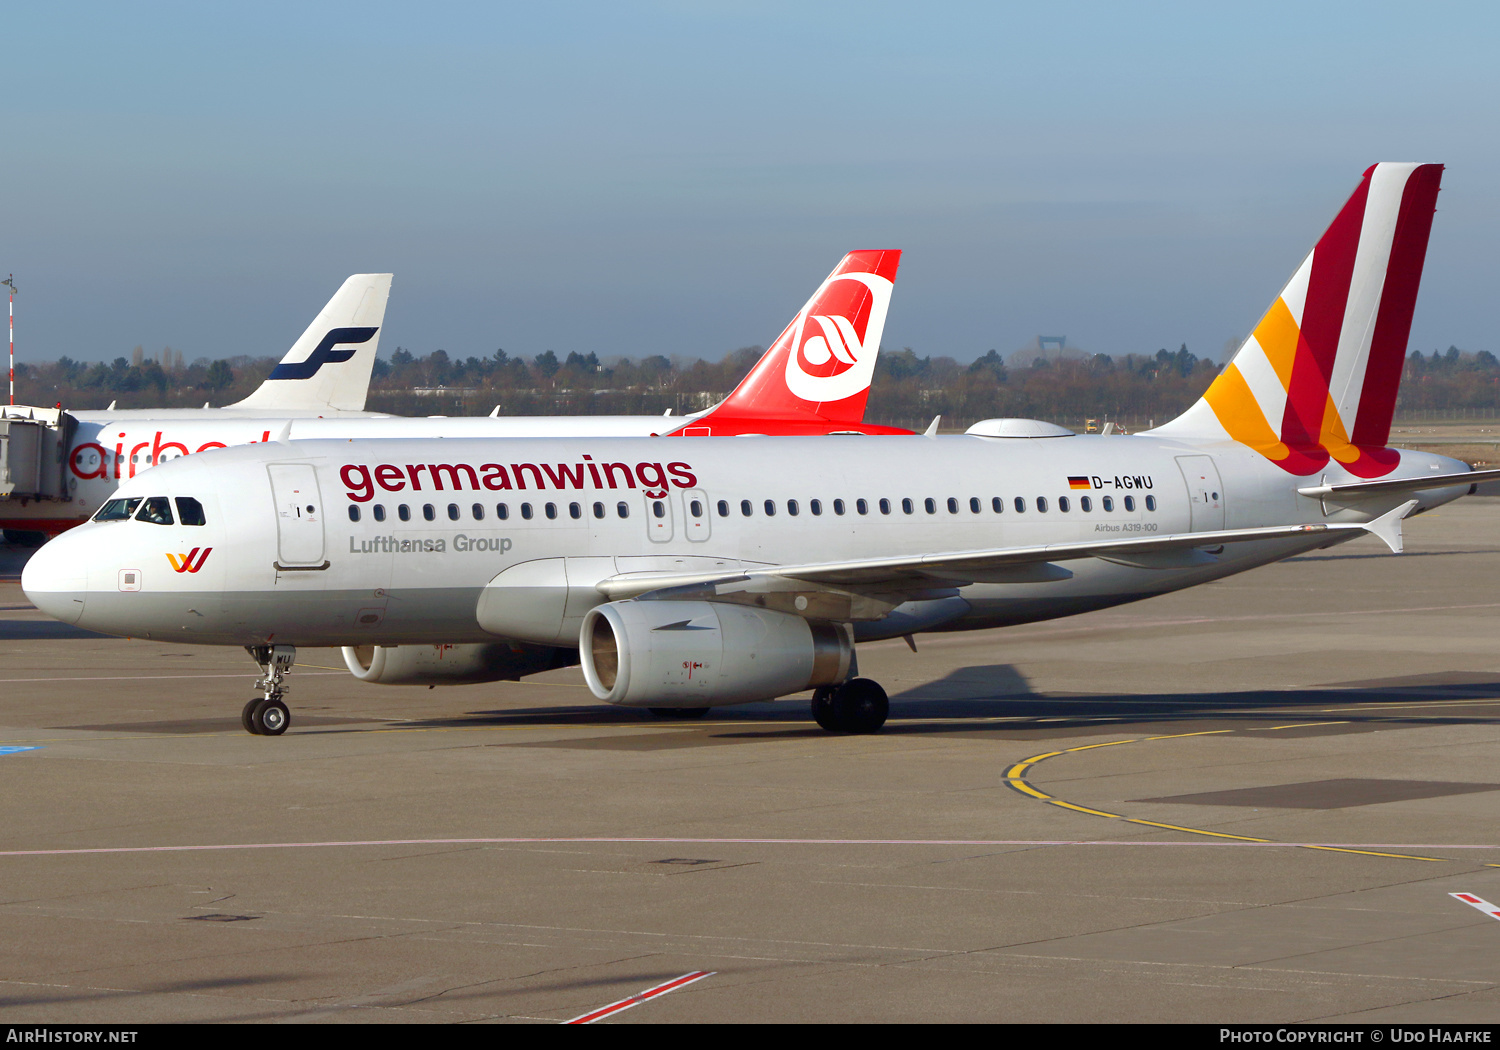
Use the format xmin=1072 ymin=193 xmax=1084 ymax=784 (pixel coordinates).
xmin=243 ymin=644 xmax=296 ymax=736
xmin=811 ymin=678 xmax=888 ymax=734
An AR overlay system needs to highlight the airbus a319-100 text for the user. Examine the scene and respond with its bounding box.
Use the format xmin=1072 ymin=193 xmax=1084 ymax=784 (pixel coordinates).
xmin=25 ymin=164 xmax=1491 ymax=737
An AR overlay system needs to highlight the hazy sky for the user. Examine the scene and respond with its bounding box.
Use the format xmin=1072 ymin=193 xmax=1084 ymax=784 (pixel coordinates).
xmin=4 ymin=2 xmax=1498 ymax=366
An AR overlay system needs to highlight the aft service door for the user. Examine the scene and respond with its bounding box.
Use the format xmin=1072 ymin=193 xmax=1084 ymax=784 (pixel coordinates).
xmin=1175 ymin=455 xmax=1224 ymax=531
xmin=268 ymin=463 xmax=327 ymax=567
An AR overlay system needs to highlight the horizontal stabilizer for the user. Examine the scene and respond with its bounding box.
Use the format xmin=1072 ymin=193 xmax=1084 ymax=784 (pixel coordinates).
xmin=1298 ymin=468 xmax=1500 ymax=499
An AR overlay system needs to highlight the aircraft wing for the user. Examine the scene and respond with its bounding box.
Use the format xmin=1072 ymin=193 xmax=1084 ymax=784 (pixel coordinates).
xmin=596 ymin=503 xmax=1416 ymax=611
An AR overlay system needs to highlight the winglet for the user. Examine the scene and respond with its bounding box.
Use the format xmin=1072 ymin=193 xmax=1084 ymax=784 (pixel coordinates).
xmin=924 ymin=415 xmax=941 ymax=437
xmin=1362 ymin=499 xmax=1419 ymax=554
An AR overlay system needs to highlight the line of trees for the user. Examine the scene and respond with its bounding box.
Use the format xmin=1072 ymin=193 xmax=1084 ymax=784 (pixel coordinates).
xmin=9 ymin=344 xmax=1500 ymax=427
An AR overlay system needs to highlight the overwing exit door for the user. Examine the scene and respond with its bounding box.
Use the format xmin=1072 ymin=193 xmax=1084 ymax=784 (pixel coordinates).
xmin=268 ymin=463 xmax=327 ymax=567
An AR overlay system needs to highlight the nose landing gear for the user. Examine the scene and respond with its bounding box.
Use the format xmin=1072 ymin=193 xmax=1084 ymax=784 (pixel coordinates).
xmin=243 ymin=644 xmax=296 ymax=736
xmin=811 ymin=678 xmax=888 ymax=734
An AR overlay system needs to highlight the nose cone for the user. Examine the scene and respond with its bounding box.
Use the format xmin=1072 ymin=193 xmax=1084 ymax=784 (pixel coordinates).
xmin=21 ymin=533 xmax=88 ymax=625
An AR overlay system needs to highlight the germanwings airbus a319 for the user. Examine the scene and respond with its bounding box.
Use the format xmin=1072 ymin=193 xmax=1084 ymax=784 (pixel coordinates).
xmin=1 ymin=251 xmax=905 ymax=538
xmin=26 ymin=165 xmax=1486 ymax=738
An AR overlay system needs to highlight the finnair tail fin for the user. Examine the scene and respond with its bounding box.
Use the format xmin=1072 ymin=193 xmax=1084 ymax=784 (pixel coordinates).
xmin=230 ymin=273 xmax=393 ymax=414
xmin=674 ymin=251 xmax=901 ymax=435
xmin=1152 ymin=164 xmax=1442 ymax=478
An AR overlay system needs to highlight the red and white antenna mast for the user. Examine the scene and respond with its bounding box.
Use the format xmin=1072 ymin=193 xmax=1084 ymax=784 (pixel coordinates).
xmin=2 ymin=275 xmax=15 ymax=406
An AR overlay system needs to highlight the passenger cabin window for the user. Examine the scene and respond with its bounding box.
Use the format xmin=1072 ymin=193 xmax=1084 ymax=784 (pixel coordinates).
xmin=136 ymin=497 xmax=174 ymax=525
xmin=924 ymin=498 xmax=936 ymax=514
xmin=617 ymin=502 xmax=630 ymax=518
xmin=1145 ymin=495 xmax=1157 ymax=511
xmin=690 ymin=499 xmax=704 ymax=518
xmin=810 ymin=499 xmax=823 ymax=516
xmin=787 ymin=499 xmax=799 ymax=516
xmin=423 ymin=504 xmax=436 ymax=522
xmin=521 ymin=503 xmax=534 ymax=520
xmin=856 ymin=499 xmax=868 ymax=515
xmin=398 ymin=504 xmax=411 ymax=521
xmin=1014 ymin=497 xmax=1026 ymax=513
xmin=1124 ymin=495 xmax=1136 ymax=511
xmin=447 ymin=503 xmax=460 ymax=521
xmin=716 ymin=500 xmax=729 ymax=517
xmin=879 ymin=498 xmax=892 ymax=515
xmin=472 ymin=503 xmax=485 ymax=520
xmin=652 ymin=500 xmax=665 ymax=519
xmin=1036 ymin=497 xmax=1048 ymax=513
xmin=834 ymin=499 xmax=846 ymax=515
xmin=763 ymin=500 xmax=776 ymax=517
xmin=1059 ymin=496 xmax=1070 ymax=512
xmin=948 ymin=498 xmax=960 ymax=514
xmin=1102 ymin=496 xmax=1114 ymax=512
xmin=545 ymin=502 xmax=558 ymax=520
xmin=175 ymin=497 xmax=206 ymax=526
xmin=991 ymin=497 xmax=1002 ymax=513
xmin=1080 ymin=496 xmax=1092 ymax=512
xmin=570 ymin=502 xmax=582 ymax=520
xmin=741 ymin=500 xmax=753 ymax=517
xmin=348 ymin=506 xmax=361 ymax=522
xmin=496 ymin=503 xmax=510 ymax=520
xmin=594 ymin=502 xmax=606 ymax=519
xmin=374 ymin=504 xmax=387 ymax=522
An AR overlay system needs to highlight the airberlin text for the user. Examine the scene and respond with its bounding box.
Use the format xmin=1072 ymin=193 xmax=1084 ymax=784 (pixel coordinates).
xmin=348 ymin=535 xmax=513 ymax=555
xmin=339 ymin=457 xmax=698 ymax=502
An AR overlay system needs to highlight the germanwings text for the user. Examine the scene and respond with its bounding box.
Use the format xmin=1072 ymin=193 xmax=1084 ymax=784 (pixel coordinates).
xmin=339 ymin=457 xmax=698 ymax=502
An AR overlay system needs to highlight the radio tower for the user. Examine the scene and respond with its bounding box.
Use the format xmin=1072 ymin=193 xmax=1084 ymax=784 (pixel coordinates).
xmin=2 ymin=276 xmax=15 ymax=406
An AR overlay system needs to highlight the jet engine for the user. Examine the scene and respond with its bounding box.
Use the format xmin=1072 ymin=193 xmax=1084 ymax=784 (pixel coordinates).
xmin=579 ymin=600 xmax=852 ymax=707
xmin=342 ymin=642 xmax=574 ymax=686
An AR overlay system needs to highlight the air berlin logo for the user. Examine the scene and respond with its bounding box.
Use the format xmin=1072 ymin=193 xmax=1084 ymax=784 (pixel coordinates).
xmin=165 ymin=548 xmax=212 ymax=573
xmin=783 ymin=272 xmax=893 ymax=403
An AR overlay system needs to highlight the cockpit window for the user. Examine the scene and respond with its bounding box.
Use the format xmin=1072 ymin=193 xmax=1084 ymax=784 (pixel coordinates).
xmin=94 ymin=497 xmax=142 ymax=522
xmin=175 ymin=497 xmax=206 ymax=526
xmin=136 ymin=497 xmax=174 ymax=525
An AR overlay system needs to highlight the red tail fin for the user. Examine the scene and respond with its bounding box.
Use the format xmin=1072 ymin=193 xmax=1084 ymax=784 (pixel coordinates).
xmin=670 ymin=251 xmax=902 ymax=436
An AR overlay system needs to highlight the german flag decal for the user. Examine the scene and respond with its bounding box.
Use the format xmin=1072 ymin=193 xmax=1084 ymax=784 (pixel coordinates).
xmin=1068 ymin=476 xmax=1092 ymax=490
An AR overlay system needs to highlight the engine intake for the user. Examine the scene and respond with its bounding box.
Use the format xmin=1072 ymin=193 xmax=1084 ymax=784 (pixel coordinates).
xmin=342 ymin=642 xmax=574 ymax=686
xmin=579 ymin=600 xmax=851 ymax=707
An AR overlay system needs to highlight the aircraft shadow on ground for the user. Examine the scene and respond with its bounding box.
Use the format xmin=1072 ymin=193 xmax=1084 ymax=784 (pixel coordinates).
xmin=0 ymin=620 xmax=107 ymax=640
xmin=388 ymin=663 xmax=1500 ymax=737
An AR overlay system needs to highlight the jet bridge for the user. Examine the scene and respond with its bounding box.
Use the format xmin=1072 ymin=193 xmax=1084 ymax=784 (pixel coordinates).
xmin=0 ymin=405 xmax=76 ymax=502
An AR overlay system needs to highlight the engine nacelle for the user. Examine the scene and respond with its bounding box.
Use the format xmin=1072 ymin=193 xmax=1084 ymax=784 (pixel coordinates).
xmin=342 ymin=642 xmax=574 ymax=686
xmin=579 ymin=600 xmax=852 ymax=707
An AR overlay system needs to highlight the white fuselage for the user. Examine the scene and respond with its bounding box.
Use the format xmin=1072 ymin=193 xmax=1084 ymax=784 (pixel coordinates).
xmin=21 ymin=432 xmax=1472 ymax=648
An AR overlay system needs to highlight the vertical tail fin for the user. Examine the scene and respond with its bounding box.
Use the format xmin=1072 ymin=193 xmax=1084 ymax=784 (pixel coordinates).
xmin=229 ymin=273 xmax=393 ymax=414
xmin=1153 ymin=164 xmax=1442 ymax=477
xmin=675 ymin=250 xmax=901 ymax=434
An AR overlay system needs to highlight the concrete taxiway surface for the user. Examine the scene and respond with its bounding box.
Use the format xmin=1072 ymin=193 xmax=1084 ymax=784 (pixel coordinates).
xmin=1 ymin=501 xmax=1498 ymax=1023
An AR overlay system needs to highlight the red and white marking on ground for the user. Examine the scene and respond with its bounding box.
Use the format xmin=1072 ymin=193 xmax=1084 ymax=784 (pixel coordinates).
xmin=564 ymin=970 xmax=714 ymax=1024
xmin=1450 ymin=892 xmax=1500 ymax=920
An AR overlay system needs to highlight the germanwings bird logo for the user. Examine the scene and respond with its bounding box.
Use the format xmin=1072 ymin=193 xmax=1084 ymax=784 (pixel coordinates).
xmin=783 ymin=271 xmax=894 ymax=404
xmin=165 ymin=548 xmax=212 ymax=573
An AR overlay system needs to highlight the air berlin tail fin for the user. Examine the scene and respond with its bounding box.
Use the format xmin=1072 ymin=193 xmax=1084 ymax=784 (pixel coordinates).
xmin=669 ymin=251 xmax=902 ymax=436
xmin=230 ymin=273 xmax=393 ymax=414
xmin=1152 ymin=164 xmax=1442 ymax=477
